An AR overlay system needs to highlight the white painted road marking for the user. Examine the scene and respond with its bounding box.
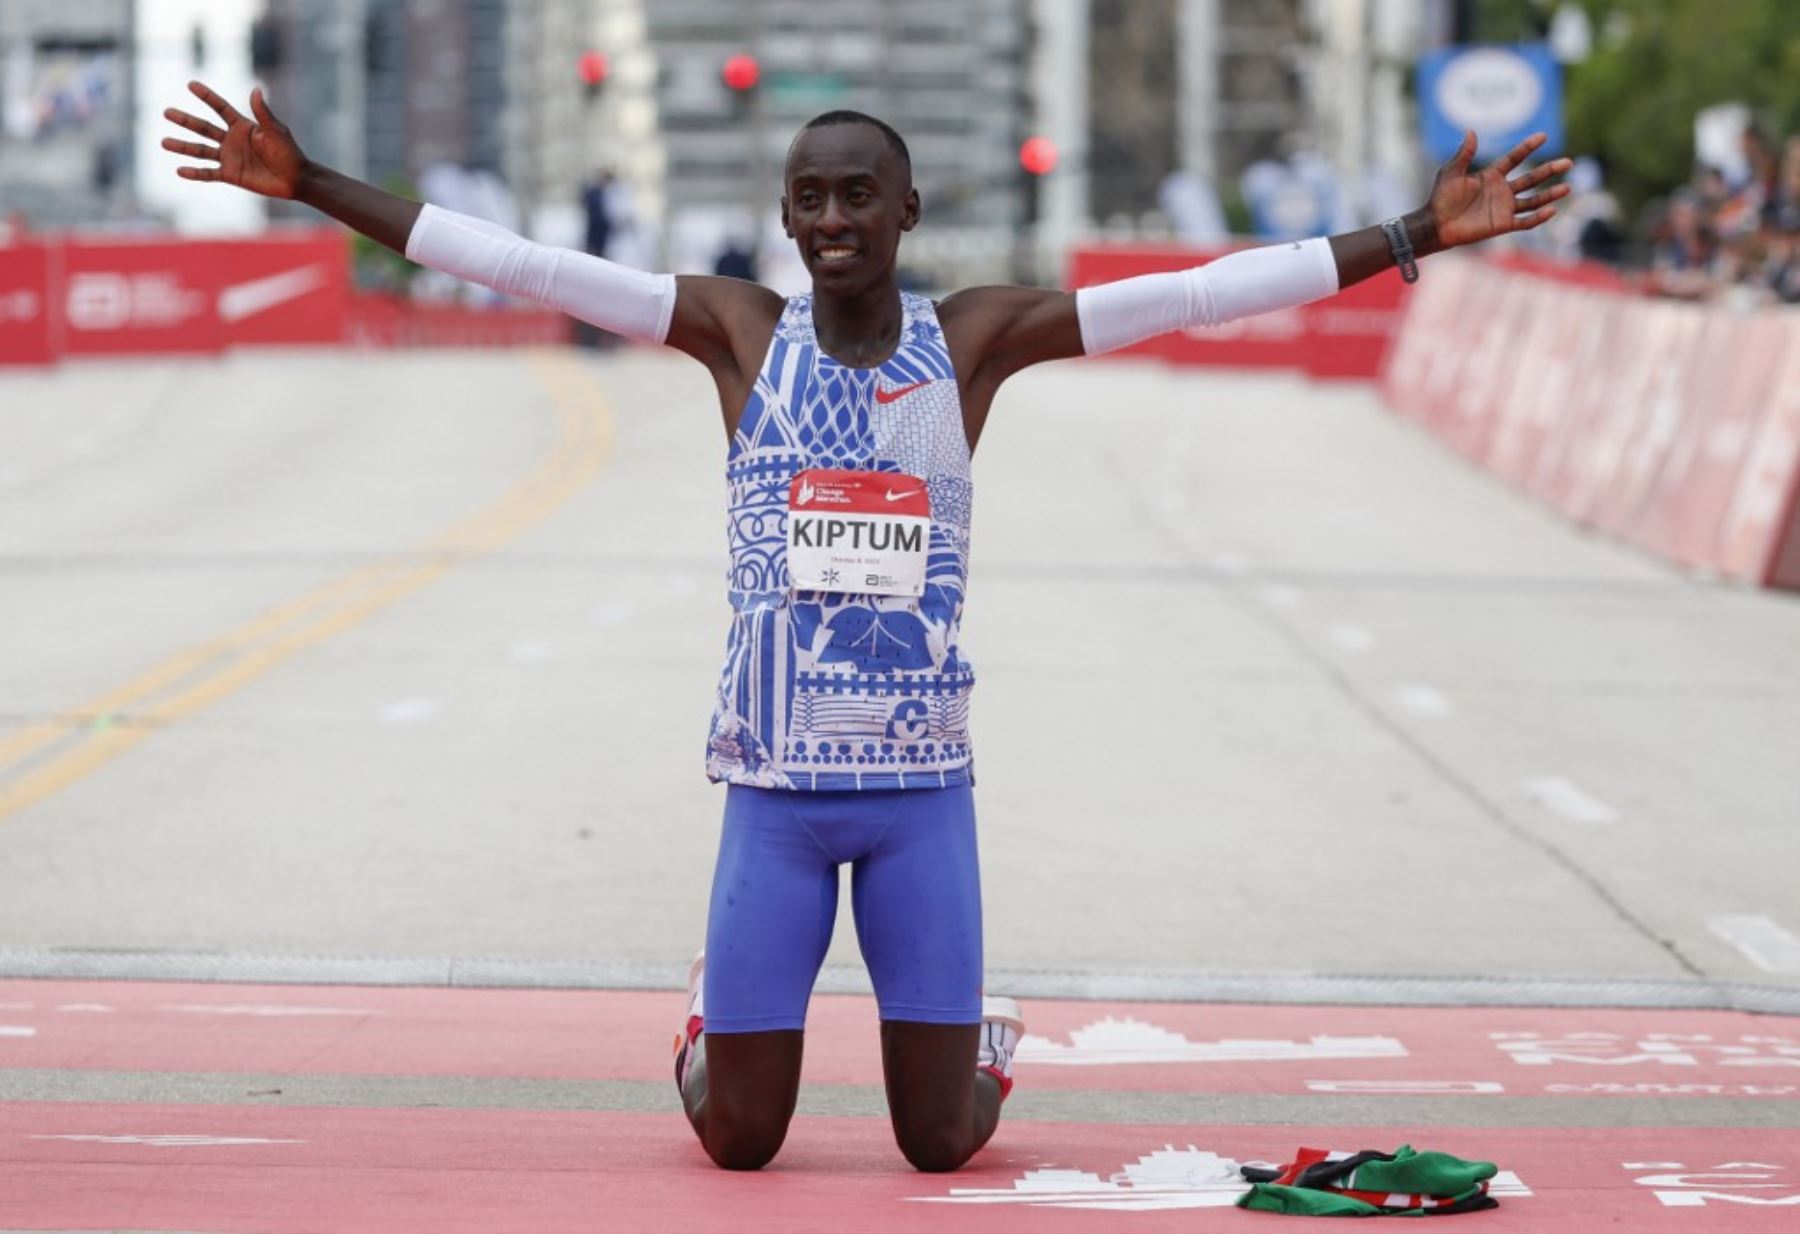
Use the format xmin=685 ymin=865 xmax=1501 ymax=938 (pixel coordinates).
xmin=1306 ymin=1079 xmax=1505 ymax=1095
xmin=1707 ymin=915 xmax=1800 ymax=974
xmin=378 ymin=697 xmax=440 ymax=724
xmin=1 ymin=1026 xmax=36 ymax=1037
xmin=160 ymin=1004 xmax=381 ymax=1017
xmin=54 ymin=1003 xmax=114 ymax=1013
xmin=1326 ymin=624 xmax=1375 ymax=653
xmin=1018 ymin=1017 xmax=1405 ymax=1065
xmin=915 ymin=1147 xmax=1255 ymax=1211
xmin=31 ymin=1133 xmax=306 ymax=1148
xmin=1393 ymin=685 xmax=1453 ymax=718
xmin=1522 ymin=776 xmax=1621 ymax=825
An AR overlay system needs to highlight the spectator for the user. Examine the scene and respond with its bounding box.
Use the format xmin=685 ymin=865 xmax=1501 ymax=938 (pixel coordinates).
xmin=1772 ymin=136 xmax=1800 ymax=234
xmin=712 ymin=235 xmax=757 ymax=282
xmin=1633 ymin=122 xmax=1799 ymax=305
xmin=1648 ymin=190 xmax=1716 ymax=299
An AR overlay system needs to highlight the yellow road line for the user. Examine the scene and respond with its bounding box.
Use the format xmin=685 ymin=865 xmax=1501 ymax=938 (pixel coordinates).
xmin=0 ymin=351 xmax=613 ymax=823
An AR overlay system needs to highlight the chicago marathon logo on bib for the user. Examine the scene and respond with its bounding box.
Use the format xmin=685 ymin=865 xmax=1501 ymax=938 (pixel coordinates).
xmin=787 ymin=468 xmax=930 ymax=597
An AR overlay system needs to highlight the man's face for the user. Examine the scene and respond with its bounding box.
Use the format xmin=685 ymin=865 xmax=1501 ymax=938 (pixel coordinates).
xmin=782 ymin=123 xmax=919 ymax=296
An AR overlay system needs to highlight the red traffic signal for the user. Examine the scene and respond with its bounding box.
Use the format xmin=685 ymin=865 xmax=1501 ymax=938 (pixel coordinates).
xmin=722 ymin=53 xmax=760 ymax=92
xmin=578 ymin=51 xmax=609 ymax=87
xmin=1019 ymin=136 xmax=1058 ymax=176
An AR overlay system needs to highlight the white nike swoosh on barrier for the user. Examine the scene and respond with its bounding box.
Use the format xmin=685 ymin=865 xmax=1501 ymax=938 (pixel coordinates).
xmin=884 ymin=489 xmax=922 ymax=501
xmin=217 ymin=265 xmax=330 ymax=323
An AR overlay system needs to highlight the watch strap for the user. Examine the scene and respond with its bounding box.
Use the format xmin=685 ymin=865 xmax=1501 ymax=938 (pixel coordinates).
xmin=1381 ymin=217 xmax=1419 ymax=284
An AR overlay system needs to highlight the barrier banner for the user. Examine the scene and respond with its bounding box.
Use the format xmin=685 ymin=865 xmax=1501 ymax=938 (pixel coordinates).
xmin=1299 ymin=271 xmax=1410 ymax=380
xmin=344 ymin=294 xmax=571 ymax=349
xmin=0 ymin=243 xmax=56 ymax=365
xmin=1723 ymin=321 xmax=1800 ymax=587
xmin=1380 ymin=256 xmax=1800 ymax=593
xmin=213 ymin=230 xmax=350 ymax=346
xmin=58 ymin=237 xmax=225 ymax=356
xmin=1636 ymin=314 xmax=1784 ymax=567
xmin=1588 ymin=301 xmax=1707 ymax=537
xmin=1519 ymin=287 xmax=1621 ymax=509
xmin=1379 ymin=257 xmax=1476 ymax=424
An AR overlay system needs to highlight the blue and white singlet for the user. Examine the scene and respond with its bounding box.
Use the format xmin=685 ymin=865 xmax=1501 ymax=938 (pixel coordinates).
xmin=706 ymin=292 xmax=975 ymax=791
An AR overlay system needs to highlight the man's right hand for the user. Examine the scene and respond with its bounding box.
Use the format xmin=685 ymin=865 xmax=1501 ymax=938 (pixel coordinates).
xmin=163 ymin=81 xmax=305 ymax=199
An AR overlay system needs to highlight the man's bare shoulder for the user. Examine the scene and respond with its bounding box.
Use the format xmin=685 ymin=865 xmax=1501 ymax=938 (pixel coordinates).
xmin=675 ymin=273 xmax=786 ymax=323
xmin=936 ymin=283 xmax=1063 ymax=327
xmin=667 ymin=274 xmax=785 ymax=369
xmin=937 ymin=284 xmax=1082 ymax=377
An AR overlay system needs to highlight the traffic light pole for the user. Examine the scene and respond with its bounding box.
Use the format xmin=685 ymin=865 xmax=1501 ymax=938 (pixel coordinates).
xmin=747 ymin=9 xmax=767 ymax=269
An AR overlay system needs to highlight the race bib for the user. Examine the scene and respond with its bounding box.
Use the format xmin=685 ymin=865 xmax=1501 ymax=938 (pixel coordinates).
xmin=787 ymin=468 xmax=930 ymax=596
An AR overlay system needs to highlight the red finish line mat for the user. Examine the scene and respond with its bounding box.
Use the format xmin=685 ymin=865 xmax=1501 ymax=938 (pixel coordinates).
xmin=3 ymin=979 xmax=1795 ymax=1099
xmin=3 ymin=1105 xmax=1798 ymax=1231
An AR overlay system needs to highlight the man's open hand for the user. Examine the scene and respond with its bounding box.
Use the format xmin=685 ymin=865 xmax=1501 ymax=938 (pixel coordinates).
xmin=162 ymin=81 xmax=305 ymax=200
xmin=1427 ymin=130 xmax=1572 ymax=249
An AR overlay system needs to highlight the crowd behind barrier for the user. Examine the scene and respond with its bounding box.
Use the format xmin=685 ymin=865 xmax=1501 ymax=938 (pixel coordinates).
xmin=1636 ymin=129 xmax=1800 ymax=306
xmin=1382 ymin=254 xmax=1800 ymax=594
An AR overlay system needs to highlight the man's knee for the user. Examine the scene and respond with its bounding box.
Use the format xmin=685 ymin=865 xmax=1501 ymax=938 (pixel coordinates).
xmin=893 ymin=1121 xmax=973 ymax=1174
xmin=703 ymin=1112 xmax=792 ymax=1171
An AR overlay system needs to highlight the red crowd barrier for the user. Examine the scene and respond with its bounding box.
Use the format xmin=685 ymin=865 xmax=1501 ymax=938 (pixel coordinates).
xmin=345 ymin=293 xmax=571 ymax=349
xmin=0 ymin=243 xmax=55 ymax=364
xmin=1067 ymin=242 xmax=1413 ymax=379
xmin=1381 ymin=256 xmax=1800 ymax=592
xmin=0 ymin=231 xmax=568 ymax=364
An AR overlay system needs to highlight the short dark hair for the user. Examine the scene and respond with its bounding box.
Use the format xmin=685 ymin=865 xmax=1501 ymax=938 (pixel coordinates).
xmin=795 ymin=109 xmax=911 ymax=175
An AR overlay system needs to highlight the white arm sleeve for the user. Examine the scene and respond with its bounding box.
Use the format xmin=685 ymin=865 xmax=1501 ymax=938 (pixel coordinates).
xmin=404 ymin=203 xmax=677 ymax=344
xmin=1074 ymin=237 xmax=1339 ymax=356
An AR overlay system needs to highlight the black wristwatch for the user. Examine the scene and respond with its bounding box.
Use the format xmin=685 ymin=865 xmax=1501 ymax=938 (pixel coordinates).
xmin=1380 ymin=217 xmax=1419 ymax=283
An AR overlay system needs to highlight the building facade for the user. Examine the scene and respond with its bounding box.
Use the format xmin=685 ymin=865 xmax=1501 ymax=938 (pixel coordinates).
xmin=639 ymin=0 xmax=1029 ymax=282
xmin=0 ymin=0 xmax=135 ymax=226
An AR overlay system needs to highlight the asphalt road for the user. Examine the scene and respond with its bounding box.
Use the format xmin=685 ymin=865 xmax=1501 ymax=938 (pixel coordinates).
xmin=2 ymin=346 xmax=1797 ymax=998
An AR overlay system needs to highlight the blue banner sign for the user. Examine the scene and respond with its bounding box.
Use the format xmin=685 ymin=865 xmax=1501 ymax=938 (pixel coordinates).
xmin=1417 ymin=42 xmax=1563 ymax=163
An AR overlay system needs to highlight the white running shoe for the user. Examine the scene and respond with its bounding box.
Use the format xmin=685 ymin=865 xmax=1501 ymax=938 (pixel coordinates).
xmin=673 ymin=950 xmax=705 ymax=1094
xmin=976 ymin=995 xmax=1024 ymax=1100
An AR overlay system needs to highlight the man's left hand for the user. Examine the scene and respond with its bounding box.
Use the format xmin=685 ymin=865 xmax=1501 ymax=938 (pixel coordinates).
xmin=1428 ymin=130 xmax=1573 ymax=249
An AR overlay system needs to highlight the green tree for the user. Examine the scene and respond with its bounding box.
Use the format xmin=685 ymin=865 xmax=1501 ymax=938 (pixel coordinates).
xmin=1566 ymin=0 xmax=1800 ymax=215
xmin=1466 ymin=1 xmax=1799 ymax=215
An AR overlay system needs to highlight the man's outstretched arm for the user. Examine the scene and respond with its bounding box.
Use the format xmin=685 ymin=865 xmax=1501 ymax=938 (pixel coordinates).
xmin=163 ymin=81 xmax=779 ymax=403
xmin=941 ymin=130 xmax=1572 ymax=389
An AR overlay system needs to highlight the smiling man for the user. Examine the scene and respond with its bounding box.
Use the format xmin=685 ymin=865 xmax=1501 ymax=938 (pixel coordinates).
xmin=163 ymin=83 xmax=1569 ymax=1174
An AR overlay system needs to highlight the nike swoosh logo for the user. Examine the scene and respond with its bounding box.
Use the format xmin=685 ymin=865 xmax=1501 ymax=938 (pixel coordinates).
xmin=875 ymin=379 xmax=932 ymax=404
xmin=884 ymin=488 xmax=922 ymax=502
xmin=217 ymin=265 xmax=330 ymax=323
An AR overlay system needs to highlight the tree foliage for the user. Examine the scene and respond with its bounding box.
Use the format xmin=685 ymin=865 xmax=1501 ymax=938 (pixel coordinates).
xmin=1566 ymin=1 xmax=1800 ymax=214
xmin=1469 ymin=0 xmax=1800 ymax=216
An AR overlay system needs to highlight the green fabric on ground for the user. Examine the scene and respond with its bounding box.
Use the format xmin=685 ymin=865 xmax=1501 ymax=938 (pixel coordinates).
xmin=1349 ymin=1145 xmax=1497 ymax=1197
xmin=1238 ymin=1183 xmax=1384 ymax=1216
